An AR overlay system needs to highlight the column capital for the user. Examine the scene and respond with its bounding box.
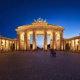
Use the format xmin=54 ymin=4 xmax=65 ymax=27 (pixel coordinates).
xmin=17 ymin=32 xmax=20 ymax=34
xmin=33 ymin=31 xmax=36 ymax=34
xmin=60 ymin=32 xmax=63 ymax=35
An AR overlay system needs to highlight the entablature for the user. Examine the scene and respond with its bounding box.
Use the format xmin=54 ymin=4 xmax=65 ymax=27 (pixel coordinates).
xmin=0 ymin=36 xmax=17 ymax=41
xmin=15 ymin=20 xmax=65 ymax=32
xmin=66 ymin=36 xmax=80 ymax=40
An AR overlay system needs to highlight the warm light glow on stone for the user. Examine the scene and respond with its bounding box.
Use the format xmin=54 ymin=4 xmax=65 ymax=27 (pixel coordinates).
xmin=0 ymin=19 xmax=80 ymax=52
xmin=76 ymin=39 xmax=79 ymax=45
xmin=21 ymin=33 xmax=24 ymax=41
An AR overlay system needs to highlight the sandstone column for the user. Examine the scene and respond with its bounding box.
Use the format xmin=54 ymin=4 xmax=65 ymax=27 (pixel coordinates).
xmin=14 ymin=41 xmax=17 ymax=51
xmin=17 ymin=33 xmax=20 ymax=50
xmin=79 ymin=39 xmax=80 ymax=51
xmin=60 ymin=33 xmax=63 ymax=50
xmin=33 ymin=31 xmax=36 ymax=50
xmin=50 ymin=32 xmax=55 ymax=50
xmin=63 ymin=40 xmax=64 ymax=50
xmin=12 ymin=41 xmax=13 ymax=50
xmin=24 ymin=32 xmax=27 ymax=50
xmin=26 ymin=32 xmax=30 ymax=50
xmin=75 ymin=40 xmax=78 ymax=51
xmin=55 ymin=34 xmax=57 ymax=50
xmin=69 ymin=40 xmax=71 ymax=50
xmin=53 ymin=32 xmax=55 ymax=50
xmin=16 ymin=40 xmax=17 ymax=50
xmin=44 ymin=31 xmax=47 ymax=50
xmin=0 ymin=34 xmax=1 ymax=51
xmin=71 ymin=40 xmax=73 ymax=51
xmin=35 ymin=34 xmax=37 ymax=49
xmin=50 ymin=32 xmax=55 ymax=49
xmin=74 ymin=39 xmax=75 ymax=51
xmin=50 ymin=32 xmax=53 ymax=49
xmin=63 ymin=40 xmax=66 ymax=50
xmin=7 ymin=40 xmax=9 ymax=51
xmin=8 ymin=40 xmax=10 ymax=51
xmin=0 ymin=38 xmax=1 ymax=51
xmin=5 ymin=40 xmax=6 ymax=51
xmin=63 ymin=41 xmax=65 ymax=50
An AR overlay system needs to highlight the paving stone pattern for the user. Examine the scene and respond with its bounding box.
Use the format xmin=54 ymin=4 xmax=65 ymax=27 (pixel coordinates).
xmin=0 ymin=50 xmax=80 ymax=80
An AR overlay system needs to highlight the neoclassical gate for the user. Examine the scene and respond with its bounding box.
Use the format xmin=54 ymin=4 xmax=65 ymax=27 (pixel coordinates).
xmin=16 ymin=18 xmax=65 ymax=50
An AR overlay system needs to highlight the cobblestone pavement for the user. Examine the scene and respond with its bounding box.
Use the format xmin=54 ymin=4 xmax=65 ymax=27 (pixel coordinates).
xmin=0 ymin=50 xmax=80 ymax=80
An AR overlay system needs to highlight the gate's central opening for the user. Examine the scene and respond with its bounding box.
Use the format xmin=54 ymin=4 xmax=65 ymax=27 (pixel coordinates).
xmin=37 ymin=36 xmax=43 ymax=49
xmin=47 ymin=36 xmax=50 ymax=49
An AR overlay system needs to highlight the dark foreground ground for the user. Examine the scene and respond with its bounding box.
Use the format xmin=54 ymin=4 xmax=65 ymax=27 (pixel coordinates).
xmin=0 ymin=50 xmax=80 ymax=80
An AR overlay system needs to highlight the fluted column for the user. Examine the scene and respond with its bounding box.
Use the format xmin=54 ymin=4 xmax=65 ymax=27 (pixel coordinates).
xmin=55 ymin=34 xmax=57 ymax=50
xmin=63 ymin=40 xmax=64 ymax=50
xmin=33 ymin=31 xmax=36 ymax=50
xmin=50 ymin=32 xmax=55 ymax=50
xmin=14 ymin=41 xmax=16 ymax=51
xmin=27 ymin=32 xmax=30 ymax=50
xmin=74 ymin=40 xmax=75 ymax=51
xmin=24 ymin=31 xmax=29 ymax=50
xmin=60 ymin=33 xmax=63 ymax=50
xmin=5 ymin=40 xmax=6 ymax=51
xmin=0 ymin=38 xmax=1 ymax=51
xmin=12 ymin=41 xmax=13 ymax=50
xmin=69 ymin=41 xmax=71 ymax=50
xmin=24 ymin=32 xmax=27 ymax=50
xmin=71 ymin=40 xmax=73 ymax=51
xmin=44 ymin=31 xmax=47 ymax=50
xmin=17 ymin=33 xmax=20 ymax=50
xmin=8 ymin=40 xmax=10 ymax=51
xmin=50 ymin=33 xmax=53 ymax=49
xmin=35 ymin=34 xmax=37 ymax=49
xmin=16 ymin=40 xmax=17 ymax=50
xmin=7 ymin=40 xmax=9 ymax=51
xmin=0 ymin=35 xmax=1 ymax=51
xmin=75 ymin=40 xmax=78 ymax=51
xmin=79 ymin=39 xmax=80 ymax=51
xmin=53 ymin=32 xmax=55 ymax=50
xmin=63 ymin=40 xmax=66 ymax=50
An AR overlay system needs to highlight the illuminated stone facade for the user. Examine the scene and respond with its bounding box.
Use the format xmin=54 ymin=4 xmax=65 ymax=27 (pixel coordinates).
xmin=0 ymin=35 xmax=17 ymax=51
xmin=65 ymin=36 xmax=80 ymax=51
xmin=0 ymin=18 xmax=80 ymax=51
xmin=15 ymin=19 xmax=64 ymax=51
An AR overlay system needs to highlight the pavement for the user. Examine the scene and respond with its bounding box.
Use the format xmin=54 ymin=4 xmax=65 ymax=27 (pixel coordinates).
xmin=0 ymin=50 xmax=80 ymax=80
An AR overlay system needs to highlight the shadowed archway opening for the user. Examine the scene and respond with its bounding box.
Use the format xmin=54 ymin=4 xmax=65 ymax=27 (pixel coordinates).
xmin=30 ymin=36 xmax=33 ymax=50
xmin=37 ymin=36 xmax=43 ymax=49
xmin=47 ymin=36 xmax=50 ymax=49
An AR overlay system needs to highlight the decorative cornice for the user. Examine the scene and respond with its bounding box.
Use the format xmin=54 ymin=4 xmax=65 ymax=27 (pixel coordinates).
xmin=15 ymin=19 xmax=65 ymax=32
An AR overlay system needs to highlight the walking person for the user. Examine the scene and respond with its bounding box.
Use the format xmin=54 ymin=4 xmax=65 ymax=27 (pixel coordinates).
xmin=50 ymin=49 xmax=54 ymax=56
xmin=54 ymin=49 xmax=57 ymax=57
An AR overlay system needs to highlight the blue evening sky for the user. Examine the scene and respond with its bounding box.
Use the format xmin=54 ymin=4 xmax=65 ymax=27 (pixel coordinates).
xmin=0 ymin=0 xmax=80 ymax=47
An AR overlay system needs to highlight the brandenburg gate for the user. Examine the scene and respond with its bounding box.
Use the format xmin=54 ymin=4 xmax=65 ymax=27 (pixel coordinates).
xmin=15 ymin=18 xmax=65 ymax=50
xmin=0 ymin=18 xmax=80 ymax=52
